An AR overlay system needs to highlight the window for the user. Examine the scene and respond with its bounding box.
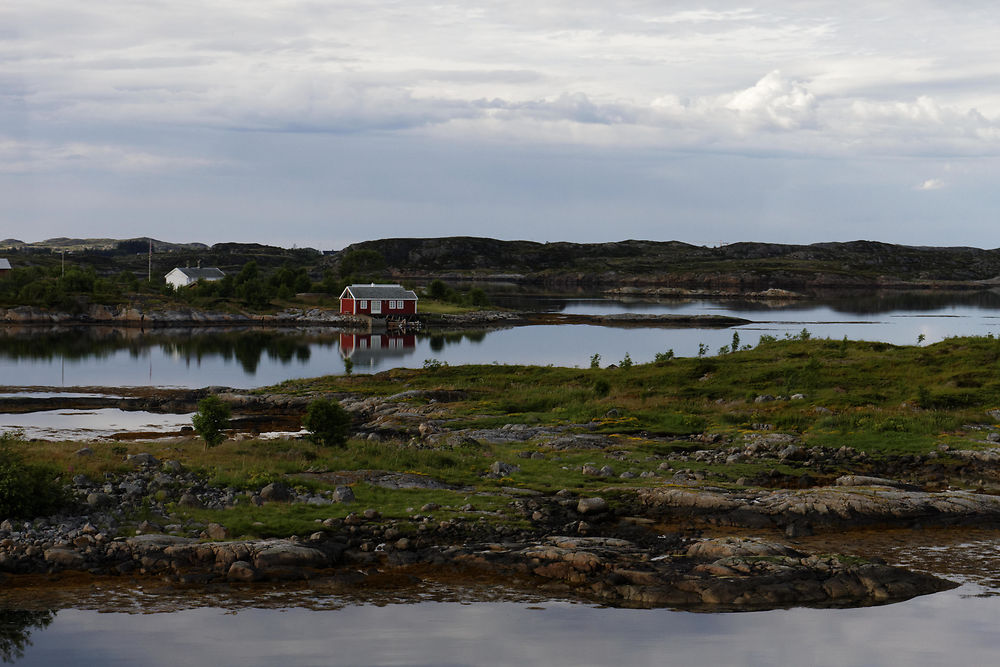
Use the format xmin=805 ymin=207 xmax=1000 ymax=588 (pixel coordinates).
xmin=359 ymin=300 xmax=367 ymax=308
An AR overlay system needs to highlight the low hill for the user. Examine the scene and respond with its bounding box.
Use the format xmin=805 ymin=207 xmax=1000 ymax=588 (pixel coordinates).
xmin=338 ymin=237 xmax=1000 ymax=288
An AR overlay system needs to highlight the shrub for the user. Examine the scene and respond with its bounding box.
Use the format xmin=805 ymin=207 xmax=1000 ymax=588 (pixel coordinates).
xmin=594 ymin=379 xmax=610 ymax=397
xmin=302 ymin=399 xmax=353 ymax=448
xmin=192 ymin=396 xmax=231 ymax=449
xmin=0 ymin=432 xmax=68 ymax=519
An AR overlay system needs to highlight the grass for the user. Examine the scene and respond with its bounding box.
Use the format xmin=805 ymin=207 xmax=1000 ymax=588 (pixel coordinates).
xmin=417 ymin=300 xmax=484 ymax=315
xmin=172 ymin=484 xmax=512 ymax=539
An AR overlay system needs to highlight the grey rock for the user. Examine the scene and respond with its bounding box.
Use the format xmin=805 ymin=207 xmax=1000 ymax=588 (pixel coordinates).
xmin=126 ymin=453 xmax=159 ymax=467
xmin=260 ymin=482 xmax=292 ymax=502
xmin=86 ymin=492 xmax=112 ymax=508
xmin=577 ymin=497 xmax=609 ymax=515
xmin=836 ymin=475 xmax=920 ymax=491
xmin=43 ymin=547 xmax=85 ymax=569
xmin=253 ymin=542 xmax=329 ymax=571
xmin=331 ymin=486 xmax=356 ymax=503
xmin=227 ymin=560 xmax=260 ymax=582
xmin=489 ymin=461 xmax=521 ymax=477
xmin=178 ymin=492 xmax=203 ymax=509
xmin=74 ymin=447 xmax=93 ymax=457
xmin=205 ymin=523 xmax=229 ymax=540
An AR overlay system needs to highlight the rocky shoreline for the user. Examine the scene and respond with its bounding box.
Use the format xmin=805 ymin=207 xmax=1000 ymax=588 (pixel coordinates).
xmin=0 ymin=455 xmax=956 ymax=610
xmin=7 ymin=385 xmax=1000 ymax=610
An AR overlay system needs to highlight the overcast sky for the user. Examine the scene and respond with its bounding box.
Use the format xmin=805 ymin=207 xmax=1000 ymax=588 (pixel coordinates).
xmin=4 ymin=1 xmax=1000 ymax=250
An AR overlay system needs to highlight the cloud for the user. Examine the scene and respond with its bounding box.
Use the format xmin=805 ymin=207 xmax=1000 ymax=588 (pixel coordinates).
xmin=0 ymin=138 xmax=219 ymax=173
xmin=918 ymin=178 xmax=946 ymax=190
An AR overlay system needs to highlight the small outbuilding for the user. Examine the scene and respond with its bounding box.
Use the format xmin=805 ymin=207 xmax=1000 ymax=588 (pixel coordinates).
xmin=0 ymin=258 xmax=10 ymax=276
xmin=165 ymin=266 xmax=225 ymax=290
xmin=339 ymin=283 xmax=418 ymax=316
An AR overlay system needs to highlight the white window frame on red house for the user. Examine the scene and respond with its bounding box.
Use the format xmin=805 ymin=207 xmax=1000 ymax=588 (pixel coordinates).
xmin=359 ymin=300 xmax=368 ymax=309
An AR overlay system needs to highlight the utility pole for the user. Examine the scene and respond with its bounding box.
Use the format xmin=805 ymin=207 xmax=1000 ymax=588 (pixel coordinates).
xmin=148 ymin=239 xmax=152 ymax=282
xmin=61 ymin=251 xmax=65 ymax=277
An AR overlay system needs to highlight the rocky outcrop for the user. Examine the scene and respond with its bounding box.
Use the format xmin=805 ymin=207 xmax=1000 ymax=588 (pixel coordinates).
xmin=450 ymin=535 xmax=954 ymax=609
xmin=636 ymin=485 xmax=1000 ymax=531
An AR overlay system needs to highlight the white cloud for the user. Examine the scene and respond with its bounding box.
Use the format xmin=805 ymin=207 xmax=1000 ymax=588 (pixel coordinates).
xmin=6 ymin=0 xmax=1000 ymax=246
xmin=0 ymin=138 xmax=219 ymax=173
xmin=918 ymin=178 xmax=946 ymax=190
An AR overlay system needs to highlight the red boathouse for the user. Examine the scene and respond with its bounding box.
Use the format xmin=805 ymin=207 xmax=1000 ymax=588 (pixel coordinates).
xmin=339 ymin=284 xmax=419 ymax=316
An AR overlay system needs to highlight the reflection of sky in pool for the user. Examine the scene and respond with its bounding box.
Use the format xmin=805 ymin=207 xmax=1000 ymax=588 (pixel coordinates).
xmin=0 ymin=408 xmax=194 ymax=440
xmin=6 ymin=584 xmax=998 ymax=667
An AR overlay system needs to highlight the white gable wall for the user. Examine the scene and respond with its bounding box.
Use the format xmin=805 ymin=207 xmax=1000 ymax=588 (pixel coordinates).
xmin=165 ymin=268 xmax=194 ymax=289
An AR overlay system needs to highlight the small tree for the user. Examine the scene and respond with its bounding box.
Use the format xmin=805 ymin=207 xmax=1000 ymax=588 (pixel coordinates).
xmin=192 ymin=396 xmax=231 ymax=449
xmin=302 ymin=399 xmax=352 ymax=448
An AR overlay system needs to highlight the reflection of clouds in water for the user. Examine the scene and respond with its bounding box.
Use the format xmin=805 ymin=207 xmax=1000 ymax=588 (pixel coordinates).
xmin=5 ymin=301 xmax=1000 ymax=386
xmin=0 ymin=409 xmax=194 ymax=441
xmin=17 ymin=587 xmax=1000 ymax=666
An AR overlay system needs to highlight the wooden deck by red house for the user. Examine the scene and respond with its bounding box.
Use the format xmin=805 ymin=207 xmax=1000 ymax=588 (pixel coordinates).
xmin=339 ymin=284 xmax=418 ymax=316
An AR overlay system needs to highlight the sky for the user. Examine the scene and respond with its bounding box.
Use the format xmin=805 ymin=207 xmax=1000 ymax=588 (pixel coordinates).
xmin=4 ymin=1 xmax=1000 ymax=251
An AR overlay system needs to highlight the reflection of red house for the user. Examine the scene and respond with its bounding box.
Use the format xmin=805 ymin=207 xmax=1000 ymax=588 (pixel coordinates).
xmin=339 ymin=333 xmax=416 ymax=361
xmin=339 ymin=284 xmax=418 ymax=316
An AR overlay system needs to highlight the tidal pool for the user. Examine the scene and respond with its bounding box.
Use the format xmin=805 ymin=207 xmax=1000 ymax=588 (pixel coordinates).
xmin=0 ymin=408 xmax=194 ymax=441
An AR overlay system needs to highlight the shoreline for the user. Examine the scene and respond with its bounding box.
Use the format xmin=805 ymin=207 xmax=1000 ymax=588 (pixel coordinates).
xmin=1 ymin=384 xmax=994 ymax=611
xmin=0 ymin=306 xmax=749 ymax=330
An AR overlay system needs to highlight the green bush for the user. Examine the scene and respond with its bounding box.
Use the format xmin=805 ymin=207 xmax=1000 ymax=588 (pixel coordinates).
xmin=0 ymin=432 xmax=69 ymax=519
xmin=302 ymin=399 xmax=352 ymax=448
xmin=192 ymin=396 xmax=231 ymax=449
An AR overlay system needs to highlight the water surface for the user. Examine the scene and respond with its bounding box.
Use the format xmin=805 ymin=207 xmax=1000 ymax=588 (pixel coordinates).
xmin=5 ymin=292 xmax=1000 ymax=388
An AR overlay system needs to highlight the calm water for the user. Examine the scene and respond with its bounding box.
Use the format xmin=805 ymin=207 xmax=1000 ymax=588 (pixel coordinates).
xmin=4 ymin=292 xmax=1000 ymax=388
xmin=4 ymin=587 xmax=995 ymax=666
xmin=7 ymin=527 xmax=1000 ymax=666
xmin=5 ymin=294 xmax=1000 ymax=663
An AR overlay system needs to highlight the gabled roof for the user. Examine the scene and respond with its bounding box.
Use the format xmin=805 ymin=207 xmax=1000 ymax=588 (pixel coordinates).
xmin=167 ymin=267 xmax=225 ymax=280
xmin=340 ymin=284 xmax=418 ymax=300
xmin=0 ymin=259 xmax=10 ymax=270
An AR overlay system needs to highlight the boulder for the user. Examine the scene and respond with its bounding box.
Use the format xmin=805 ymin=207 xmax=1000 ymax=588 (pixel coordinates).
xmin=331 ymin=486 xmax=355 ymax=503
xmin=577 ymin=497 xmax=609 ymax=515
xmin=253 ymin=542 xmax=329 ymax=572
xmin=260 ymin=482 xmax=292 ymax=502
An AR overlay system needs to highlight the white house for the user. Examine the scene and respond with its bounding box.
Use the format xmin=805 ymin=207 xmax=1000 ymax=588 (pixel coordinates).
xmin=165 ymin=266 xmax=225 ymax=289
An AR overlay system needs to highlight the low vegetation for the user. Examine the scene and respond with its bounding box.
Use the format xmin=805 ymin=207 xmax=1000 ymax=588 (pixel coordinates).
xmin=0 ymin=432 xmax=70 ymax=519
xmin=8 ymin=334 xmax=1000 ymax=536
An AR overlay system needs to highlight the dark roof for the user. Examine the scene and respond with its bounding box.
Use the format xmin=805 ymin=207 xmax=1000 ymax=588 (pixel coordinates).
xmin=0 ymin=259 xmax=10 ymax=270
xmin=341 ymin=284 xmax=418 ymax=300
xmin=168 ymin=267 xmax=225 ymax=280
